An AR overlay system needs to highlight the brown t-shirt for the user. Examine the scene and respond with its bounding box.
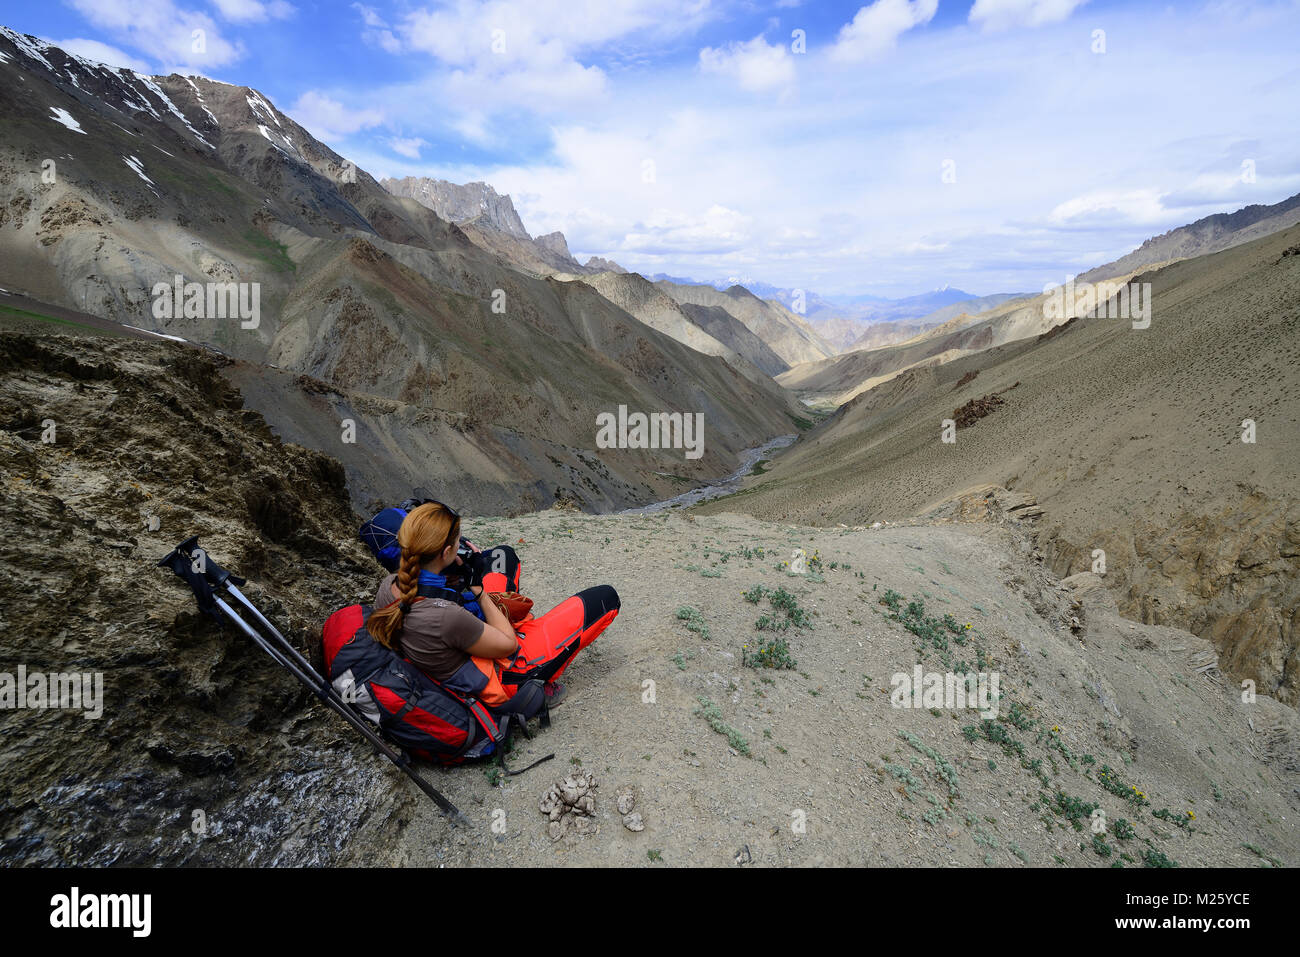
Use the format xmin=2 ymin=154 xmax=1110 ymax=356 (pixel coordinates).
xmin=375 ymin=574 xmax=485 ymax=682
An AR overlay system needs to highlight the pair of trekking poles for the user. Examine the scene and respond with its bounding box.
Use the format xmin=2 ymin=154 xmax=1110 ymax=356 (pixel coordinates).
xmin=158 ymin=536 xmax=466 ymax=822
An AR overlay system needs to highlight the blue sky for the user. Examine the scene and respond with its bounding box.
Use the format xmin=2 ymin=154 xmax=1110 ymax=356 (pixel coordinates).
xmin=3 ymin=0 xmax=1298 ymax=297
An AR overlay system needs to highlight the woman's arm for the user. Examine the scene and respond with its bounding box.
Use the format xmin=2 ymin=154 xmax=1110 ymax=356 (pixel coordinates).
xmin=466 ymin=585 xmax=519 ymax=658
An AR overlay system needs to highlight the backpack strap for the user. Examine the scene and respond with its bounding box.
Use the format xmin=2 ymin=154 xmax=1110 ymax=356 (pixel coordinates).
xmin=416 ymin=583 xmax=466 ymax=605
xmin=502 ymin=752 xmax=555 ymax=776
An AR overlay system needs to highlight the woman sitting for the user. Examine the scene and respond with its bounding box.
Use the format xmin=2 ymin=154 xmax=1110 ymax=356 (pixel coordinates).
xmin=364 ymin=502 xmax=619 ymax=712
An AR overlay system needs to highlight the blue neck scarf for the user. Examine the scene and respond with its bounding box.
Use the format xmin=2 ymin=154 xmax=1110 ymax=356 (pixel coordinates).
xmin=417 ymin=569 xmax=485 ymax=621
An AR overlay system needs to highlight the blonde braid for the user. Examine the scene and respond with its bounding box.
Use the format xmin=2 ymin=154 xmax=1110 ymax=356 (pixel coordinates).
xmin=395 ymin=549 xmax=422 ymax=609
xmin=368 ymin=549 xmax=423 ymax=650
xmin=365 ymin=502 xmax=458 ymax=649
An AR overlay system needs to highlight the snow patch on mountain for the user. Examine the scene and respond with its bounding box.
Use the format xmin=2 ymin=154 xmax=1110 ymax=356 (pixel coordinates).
xmin=1 ymin=26 xmax=54 ymax=69
xmin=48 ymin=107 xmax=86 ymax=134
xmin=122 ymin=154 xmax=155 ymax=187
xmin=123 ymin=325 xmax=187 ymax=342
xmin=183 ymin=76 xmax=220 ymax=128
xmin=129 ymin=71 xmax=213 ymax=149
xmin=257 ymin=124 xmax=298 ymax=158
xmin=246 ymin=91 xmax=280 ymax=128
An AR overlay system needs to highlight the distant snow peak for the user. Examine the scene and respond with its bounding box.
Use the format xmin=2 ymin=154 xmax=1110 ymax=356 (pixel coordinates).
xmin=48 ymin=107 xmax=86 ymax=134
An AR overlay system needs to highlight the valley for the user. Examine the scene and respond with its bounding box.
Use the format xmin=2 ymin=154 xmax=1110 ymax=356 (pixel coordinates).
xmin=0 ymin=16 xmax=1296 ymax=876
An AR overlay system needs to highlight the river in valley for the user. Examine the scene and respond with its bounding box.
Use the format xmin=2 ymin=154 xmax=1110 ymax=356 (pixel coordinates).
xmin=620 ymin=433 xmax=796 ymax=514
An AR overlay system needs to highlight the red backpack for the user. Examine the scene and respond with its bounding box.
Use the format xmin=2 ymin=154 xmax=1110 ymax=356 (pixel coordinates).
xmin=321 ymin=604 xmax=508 ymax=764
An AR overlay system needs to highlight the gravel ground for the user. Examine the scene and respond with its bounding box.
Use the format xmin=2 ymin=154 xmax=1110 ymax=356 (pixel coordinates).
xmin=386 ymin=508 xmax=1299 ymax=868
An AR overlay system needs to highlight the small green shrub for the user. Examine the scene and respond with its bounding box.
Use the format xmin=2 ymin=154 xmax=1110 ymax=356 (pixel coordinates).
xmin=743 ymin=636 xmax=797 ymax=670
xmin=1142 ymin=847 xmax=1178 ymax=868
xmin=695 ymin=696 xmax=751 ymax=756
xmin=1097 ymin=765 xmax=1149 ymax=806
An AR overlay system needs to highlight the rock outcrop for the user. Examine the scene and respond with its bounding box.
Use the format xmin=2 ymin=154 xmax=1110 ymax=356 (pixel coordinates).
xmin=0 ymin=334 xmax=415 ymax=865
xmin=382 ymin=176 xmax=529 ymax=238
xmin=584 ymin=256 xmax=625 ymax=273
xmin=533 ymin=230 xmax=572 ymax=259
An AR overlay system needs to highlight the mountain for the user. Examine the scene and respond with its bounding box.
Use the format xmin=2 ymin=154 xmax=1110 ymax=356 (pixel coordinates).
xmin=584 ymin=255 xmax=625 ymax=273
xmin=801 ymin=289 xmax=1024 ymax=355
xmin=654 ymin=280 xmax=837 ymax=367
xmin=845 ymin=292 xmax=1028 ymax=350
xmin=567 ymin=269 xmax=793 ymax=388
xmin=642 ymin=274 xmax=874 ymax=345
xmin=642 ymin=278 xmax=1029 ymax=355
xmin=380 ymin=175 xmax=626 ymax=279
xmin=534 ymin=230 xmax=572 ymax=258
xmin=4 ymin=22 xmax=1299 ymax=874
xmin=779 ymin=267 xmax=1154 ymax=408
xmin=846 ymin=319 xmax=942 ymax=352
xmin=675 ymin=302 xmax=789 ymax=378
xmin=381 ymin=176 xmax=529 ymax=237
xmin=646 ymin=272 xmax=703 ymax=286
xmin=701 ymin=223 xmax=1300 ymax=711
xmin=808 ymin=314 xmax=875 ymax=351
xmin=785 ymin=196 xmax=1300 ymax=390
xmin=847 ymin=286 xmax=974 ymax=315
xmin=1078 ymin=191 xmax=1300 ymax=284
xmin=0 ymin=27 xmax=789 ymax=514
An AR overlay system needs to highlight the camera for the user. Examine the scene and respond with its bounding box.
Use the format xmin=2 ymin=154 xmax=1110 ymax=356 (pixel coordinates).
xmin=449 ymin=538 xmax=485 ymax=588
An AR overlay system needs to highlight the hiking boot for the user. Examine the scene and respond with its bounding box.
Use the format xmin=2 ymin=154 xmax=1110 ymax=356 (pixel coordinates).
xmin=543 ymin=681 xmax=567 ymax=709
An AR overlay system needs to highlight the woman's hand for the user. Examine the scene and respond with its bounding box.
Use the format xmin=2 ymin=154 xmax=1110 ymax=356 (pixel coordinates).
xmin=469 ymin=587 xmax=519 ymax=658
xmin=469 ymin=584 xmax=484 ymax=598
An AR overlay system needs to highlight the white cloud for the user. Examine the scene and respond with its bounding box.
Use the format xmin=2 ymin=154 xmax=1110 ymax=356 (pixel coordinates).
xmin=829 ymin=0 xmax=938 ymax=62
xmin=352 ymin=3 xmax=386 ymax=28
xmin=901 ymin=240 xmax=950 ymax=254
xmin=210 ymin=0 xmax=295 ymax=22
xmin=699 ymin=35 xmax=796 ymax=93
xmin=272 ymin=0 xmax=1300 ymax=296
xmin=56 ymin=37 xmax=152 ymax=72
xmin=352 ymin=3 xmax=402 ymax=52
xmin=1047 ymin=188 xmax=1168 ymax=226
xmin=290 ymin=90 xmax=384 ymax=142
xmin=622 ymin=205 xmax=754 ymax=255
xmin=386 ymin=0 xmax=716 ymax=116
xmin=66 ymin=0 xmax=243 ymax=68
xmin=388 ymin=136 xmax=428 ymax=158
xmin=969 ymin=0 xmax=1088 ymax=32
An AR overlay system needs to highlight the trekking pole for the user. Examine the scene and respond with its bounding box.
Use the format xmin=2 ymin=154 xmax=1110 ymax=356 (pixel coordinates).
xmin=196 ymin=547 xmax=330 ymax=686
xmin=158 ymin=537 xmax=465 ymax=821
xmin=211 ymin=591 xmax=466 ymax=820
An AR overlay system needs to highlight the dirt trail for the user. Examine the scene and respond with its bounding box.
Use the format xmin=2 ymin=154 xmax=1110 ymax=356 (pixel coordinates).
xmin=390 ymin=509 xmax=1298 ymax=868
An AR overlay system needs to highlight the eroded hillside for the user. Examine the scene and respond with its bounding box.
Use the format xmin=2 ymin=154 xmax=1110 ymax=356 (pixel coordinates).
xmin=701 ymin=225 xmax=1300 ymax=713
